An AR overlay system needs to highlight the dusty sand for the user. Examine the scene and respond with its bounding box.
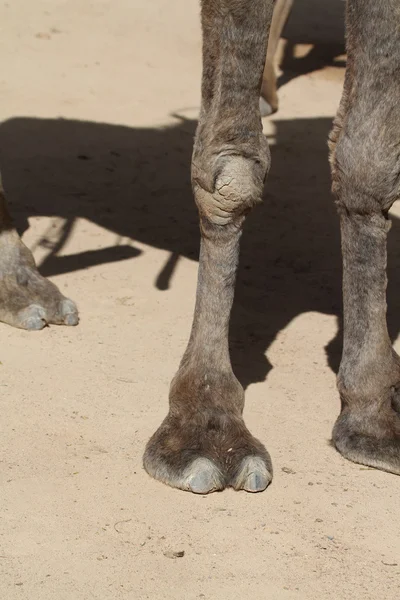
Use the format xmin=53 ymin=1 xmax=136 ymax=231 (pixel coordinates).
xmin=0 ymin=1 xmax=399 ymax=599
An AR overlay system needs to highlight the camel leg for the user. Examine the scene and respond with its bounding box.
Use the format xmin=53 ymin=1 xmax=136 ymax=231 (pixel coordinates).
xmin=144 ymin=0 xmax=274 ymax=493
xmin=0 ymin=174 xmax=78 ymax=329
xmin=260 ymin=0 xmax=293 ymax=116
xmin=330 ymin=0 xmax=400 ymax=474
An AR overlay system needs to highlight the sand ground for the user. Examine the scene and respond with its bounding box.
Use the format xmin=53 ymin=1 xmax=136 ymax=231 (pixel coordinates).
xmin=0 ymin=1 xmax=399 ymax=599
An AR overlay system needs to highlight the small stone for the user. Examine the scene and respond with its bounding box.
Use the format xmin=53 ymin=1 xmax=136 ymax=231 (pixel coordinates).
xmin=281 ymin=466 xmax=296 ymax=475
xmin=163 ymin=550 xmax=185 ymax=559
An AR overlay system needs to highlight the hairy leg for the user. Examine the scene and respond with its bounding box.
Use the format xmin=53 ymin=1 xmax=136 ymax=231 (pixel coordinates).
xmin=144 ymin=0 xmax=274 ymax=493
xmin=329 ymin=0 xmax=400 ymax=474
xmin=0 ymin=176 xmax=78 ymax=329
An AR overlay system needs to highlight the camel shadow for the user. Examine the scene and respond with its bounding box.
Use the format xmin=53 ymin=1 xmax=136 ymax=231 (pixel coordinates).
xmin=1 ymin=114 xmax=400 ymax=390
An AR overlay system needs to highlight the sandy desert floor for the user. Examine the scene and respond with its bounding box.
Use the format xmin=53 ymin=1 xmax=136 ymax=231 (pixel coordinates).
xmin=0 ymin=1 xmax=399 ymax=599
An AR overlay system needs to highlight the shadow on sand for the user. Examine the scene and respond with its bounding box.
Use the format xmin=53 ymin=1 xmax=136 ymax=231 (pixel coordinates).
xmin=2 ymin=104 xmax=400 ymax=391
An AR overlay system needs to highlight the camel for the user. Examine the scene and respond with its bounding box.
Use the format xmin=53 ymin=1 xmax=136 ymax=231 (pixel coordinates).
xmin=143 ymin=0 xmax=400 ymax=492
xmin=0 ymin=1 xmax=399 ymax=494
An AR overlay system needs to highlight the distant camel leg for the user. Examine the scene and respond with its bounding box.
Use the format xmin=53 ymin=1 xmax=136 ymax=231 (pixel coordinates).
xmin=260 ymin=0 xmax=293 ymax=116
xmin=329 ymin=0 xmax=400 ymax=474
xmin=0 ymin=174 xmax=78 ymax=329
xmin=144 ymin=0 xmax=274 ymax=493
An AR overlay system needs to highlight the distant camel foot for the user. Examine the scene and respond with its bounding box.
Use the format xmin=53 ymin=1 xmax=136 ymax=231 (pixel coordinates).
xmin=260 ymin=59 xmax=279 ymax=117
xmin=143 ymin=409 xmax=272 ymax=494
xmin=333 ymin=402 xmax=400 ymax=475
xmin=259 ymin=96 xmax=276 ymax=117
xmin=0 ymin=232 xmax=78 ymax=330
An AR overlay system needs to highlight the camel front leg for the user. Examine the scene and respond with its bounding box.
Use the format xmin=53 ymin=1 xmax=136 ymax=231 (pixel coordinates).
xmin=144 ymin=0 xmax=274 ymax=493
